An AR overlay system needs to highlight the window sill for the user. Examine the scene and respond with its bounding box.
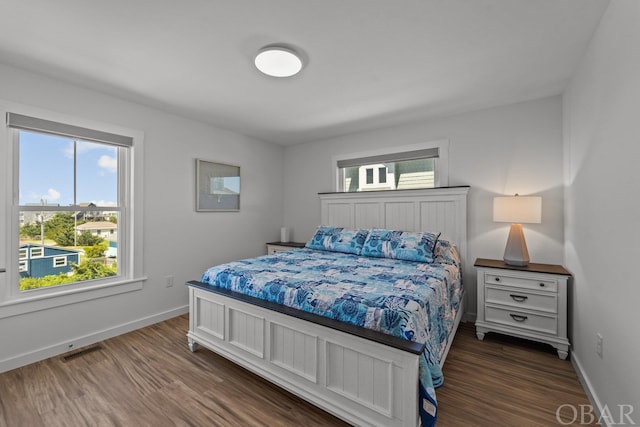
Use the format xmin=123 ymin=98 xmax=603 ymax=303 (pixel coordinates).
xmin=0 ymin=276 xmax=147 ymax=319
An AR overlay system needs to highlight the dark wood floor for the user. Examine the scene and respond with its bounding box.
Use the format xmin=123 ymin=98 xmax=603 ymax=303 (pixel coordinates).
xmin=437 ymin=323 xmax=596 ymax=426
xmin=0 ymin=315 xmax=594 ymax=426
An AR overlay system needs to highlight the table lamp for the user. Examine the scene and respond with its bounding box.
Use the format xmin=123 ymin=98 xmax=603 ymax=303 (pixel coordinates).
xmin=493 ymin=194 xmax=541 ymax=266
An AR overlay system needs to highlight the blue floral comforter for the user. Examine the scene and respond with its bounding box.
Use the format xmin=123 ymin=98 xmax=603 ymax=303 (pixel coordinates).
xmin=201 ymin=246 xmax=463 ymax=426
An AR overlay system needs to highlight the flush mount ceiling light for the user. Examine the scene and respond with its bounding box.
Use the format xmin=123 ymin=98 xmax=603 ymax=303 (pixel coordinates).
xmin=254 ymin=46 xmax=303 ymax=77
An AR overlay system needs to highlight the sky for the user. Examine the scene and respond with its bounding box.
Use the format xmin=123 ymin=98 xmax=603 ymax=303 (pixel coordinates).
xmin=19 ymin=131 xmax=118 ymax=207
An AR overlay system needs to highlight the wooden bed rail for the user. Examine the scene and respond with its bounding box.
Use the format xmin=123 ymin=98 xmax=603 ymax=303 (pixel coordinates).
xmin=186 ymin=280 xmax=425 ymax=355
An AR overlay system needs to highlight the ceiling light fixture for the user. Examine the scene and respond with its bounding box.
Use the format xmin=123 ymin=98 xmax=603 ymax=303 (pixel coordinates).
xmin=254 ymin=46 xmax=303 ymax=78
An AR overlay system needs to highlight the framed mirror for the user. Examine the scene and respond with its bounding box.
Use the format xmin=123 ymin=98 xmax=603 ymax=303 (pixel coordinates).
xmin=196 ymin=159 xmax=240 ymax=212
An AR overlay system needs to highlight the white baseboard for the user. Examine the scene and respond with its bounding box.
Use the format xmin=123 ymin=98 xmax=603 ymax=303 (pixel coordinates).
xmin=0 ymin=305 xmax=188 ymax=374
xmin=571 ymin=352 xmax=608 ymax=427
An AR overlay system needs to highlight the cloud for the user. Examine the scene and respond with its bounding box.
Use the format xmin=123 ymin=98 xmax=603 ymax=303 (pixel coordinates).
xmin=64 ymin=141 xmax=96 ymax=158
xmin=98 ymin=155 xmax=117 ymax=173
xmin=44 ymin=188 xmax=61 ymax=201
xmin=64 ymin=140 xmax=116 ymax=159
xmin=63 ymin=142 xmax=74 ymax=159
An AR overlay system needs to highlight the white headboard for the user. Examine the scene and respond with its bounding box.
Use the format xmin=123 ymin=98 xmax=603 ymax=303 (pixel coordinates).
xmin=319 ymin=187 xmax=469 ymax=266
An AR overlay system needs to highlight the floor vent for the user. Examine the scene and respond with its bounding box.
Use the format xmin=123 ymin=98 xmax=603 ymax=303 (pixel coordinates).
xmin=62 ymin=345 xmax=103 ymax=362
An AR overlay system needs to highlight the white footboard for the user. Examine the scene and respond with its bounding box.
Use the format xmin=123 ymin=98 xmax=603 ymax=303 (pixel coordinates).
xmin=187 ymin=286 xmax=422 ymax=427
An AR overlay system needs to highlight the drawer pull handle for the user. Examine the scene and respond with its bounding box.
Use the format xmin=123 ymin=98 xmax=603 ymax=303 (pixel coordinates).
xmin=539 ymin=283 xmax=545 ymax=287
xmin=510 ymin=314 xmax=528 ymax=322
xmin=510 ymin=294 xmax=528 ymax=302
xmin=494 ymin=277 xmax=501 ymax=282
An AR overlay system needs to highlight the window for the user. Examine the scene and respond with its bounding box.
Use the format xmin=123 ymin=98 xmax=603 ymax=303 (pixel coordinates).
xmin=30 ymin=247 xmax=43 ymax=258
xmin=335 ymin=142 xmax=448 ymax=192
xmin=5 ymin=112 xmax=143 ymax=301
xmin=365 ymin=168 xmax=373 ymax=184
xmin=378 ymin=167 xmax=387 ymax=184
xmin=19 ymin=248 xmax=27 ymax=259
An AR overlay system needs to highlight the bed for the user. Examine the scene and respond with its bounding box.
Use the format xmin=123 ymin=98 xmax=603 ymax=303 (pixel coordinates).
xmin=186 ymin=187 xmax=469 ymax=427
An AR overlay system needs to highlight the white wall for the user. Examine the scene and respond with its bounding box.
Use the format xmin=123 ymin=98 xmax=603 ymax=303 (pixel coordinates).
xmin=563 ymin=0 xmax=640 ymax=419
xmin=283 ymin=96 xmax=565 ymax=317
xmin=0 ymin=63 xmax=284 ymax=370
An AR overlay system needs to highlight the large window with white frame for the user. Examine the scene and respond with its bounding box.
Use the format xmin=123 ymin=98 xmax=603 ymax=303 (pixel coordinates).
xmin=335 ymin=141 xmax=448 ymax=192
xmin=5 ymin=112 xmax=141 ymax=298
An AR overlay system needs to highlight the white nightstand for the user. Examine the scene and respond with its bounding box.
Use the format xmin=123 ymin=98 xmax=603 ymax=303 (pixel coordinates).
xmin=266 ymin=241 xmax=306 ymax=255
xmin=475 ymin=258 xmax=571 ymax=359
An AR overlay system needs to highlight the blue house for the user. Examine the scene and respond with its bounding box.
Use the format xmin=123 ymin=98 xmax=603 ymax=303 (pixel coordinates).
xmin=19 ymin=244 xmax=80 ymax=279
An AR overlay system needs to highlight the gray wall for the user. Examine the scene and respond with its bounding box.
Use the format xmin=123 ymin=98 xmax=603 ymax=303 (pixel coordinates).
xmin=563 ymin=0 xmax=640 ymax=416
xmin=0 ymin=63 xmax=284 ymax=369
xmin=282 ymin=95 xmax=566 ymax=319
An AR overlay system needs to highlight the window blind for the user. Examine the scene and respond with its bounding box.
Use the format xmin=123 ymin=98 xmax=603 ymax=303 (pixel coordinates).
xmin=336 ymin=147 xmax=439 ymax=168
xmin=6 ymin=112 xmax=133 ymax=147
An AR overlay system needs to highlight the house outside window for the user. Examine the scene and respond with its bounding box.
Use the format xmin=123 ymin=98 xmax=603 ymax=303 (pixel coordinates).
xmin=357 ymin=164 xmax=396 ymax=191
xmin=17 ymin=244 xmax=80 ymax=281
xmin=335 ymin=141 xmax=448 ymax=192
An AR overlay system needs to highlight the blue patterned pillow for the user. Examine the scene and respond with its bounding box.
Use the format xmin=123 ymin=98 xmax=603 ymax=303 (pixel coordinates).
xmin=361 ymin=229 xmax=441 ymax=263
xmin=305 ymin=226 xmax=369 ymax=255
xmin=433 ymin=239 xmax=461 ymax=267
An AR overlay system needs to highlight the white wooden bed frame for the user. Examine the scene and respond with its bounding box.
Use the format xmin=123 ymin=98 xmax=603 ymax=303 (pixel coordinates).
xmin=187 ymin=187 xmax=469 ymax=427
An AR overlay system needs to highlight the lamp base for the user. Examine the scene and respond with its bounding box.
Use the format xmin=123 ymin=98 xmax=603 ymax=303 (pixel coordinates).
xmin=503 ymin=223 xmax=530 ymax=266
xmin=504 ymin=258 xmax=529 ymax=267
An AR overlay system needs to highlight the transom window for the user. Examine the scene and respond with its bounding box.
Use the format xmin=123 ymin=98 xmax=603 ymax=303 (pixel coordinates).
xmin=336 ymin=143 xmax=447 ymax=192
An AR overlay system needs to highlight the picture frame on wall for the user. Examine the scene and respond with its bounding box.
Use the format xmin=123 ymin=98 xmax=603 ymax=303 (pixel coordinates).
xmin=196 ymin=159 xmax=240 ymax=212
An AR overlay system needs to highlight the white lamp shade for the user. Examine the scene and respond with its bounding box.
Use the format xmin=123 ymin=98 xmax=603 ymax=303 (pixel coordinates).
xmin=493 ymin=196 xmax=541 ymax=224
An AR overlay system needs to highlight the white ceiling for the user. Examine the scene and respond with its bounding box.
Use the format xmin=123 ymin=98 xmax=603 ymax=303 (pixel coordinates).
xmin=0 ymin=0 xmax=609 ymax=145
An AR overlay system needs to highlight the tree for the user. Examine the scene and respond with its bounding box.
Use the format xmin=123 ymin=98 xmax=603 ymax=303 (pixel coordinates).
xmin=77 ymin=231 xmax=103 ymax=246
xmin=72 ymin=260 xmax=117 ymax=280
xmin=52 ymin=228 xmax=76 ymax=246
xmin=84 ymin=242 xmax=108 ymax=259
xmin=21 ymin=212 xmax=104 ymax=247
xmin=44 ymin=213 xmax=75 ymax=245
xmin=19 ymin=273 xmax=75 ymax=291
xmin=20 ymin=222 xmax=42 ymax=239
xmin=19 ymin=259 xmax=116 ymax=291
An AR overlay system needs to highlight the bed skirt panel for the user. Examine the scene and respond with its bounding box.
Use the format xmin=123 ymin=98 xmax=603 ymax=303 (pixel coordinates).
xmin=188 ymin=286 xmax=421 ymax=427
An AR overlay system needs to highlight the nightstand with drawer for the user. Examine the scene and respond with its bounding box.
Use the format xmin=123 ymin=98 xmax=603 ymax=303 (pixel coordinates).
xmin=266 ymin=241 xmax=306 ymax=255
xmin=474 ymin=258 xmax=571 ymax=359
